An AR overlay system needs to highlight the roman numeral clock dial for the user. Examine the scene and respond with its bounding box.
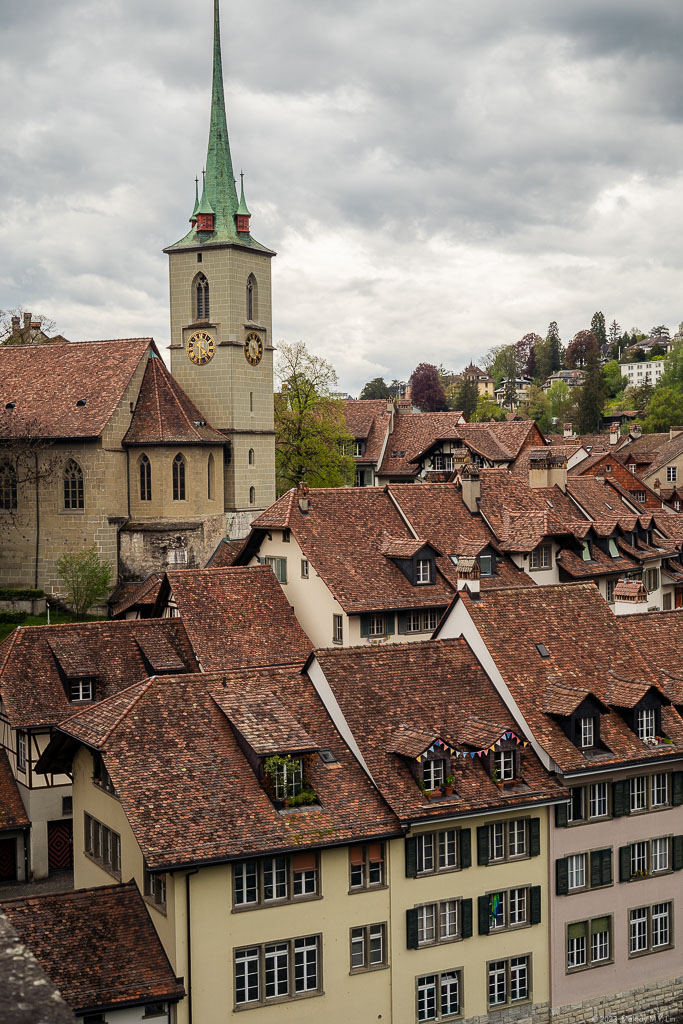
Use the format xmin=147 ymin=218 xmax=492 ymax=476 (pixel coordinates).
xmin=244 ymin=331 xmax=263 ymax=366
xmin=186 ymin=330 xmax=215 ymax=365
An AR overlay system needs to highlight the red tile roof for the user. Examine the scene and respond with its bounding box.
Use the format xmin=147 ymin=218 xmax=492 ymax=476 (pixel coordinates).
xmin=0 ymin=338 xmax=151 ymax=438
xmin=109 ymin=573 xmax=164 ymax=618
xmin=378 ymin=411 xmax=466 ymax=477
xmin=0 ymin=619 xmax=197 ymax=729
xmin=123 ymin=352 xmax=226 ymax=446
xmin=1 ymin=883 xmax=184 ymax=1013
xmin=460 ymin=582 xmax=683 ymax=772
xmin=206 ymin=538 xmax=246 ymax=567
xmin=342 ymin=400 xmax=393 ymax=464
xmin=315 ymin=639 xmax=564 ymax=822
xmin=49 ymin=668 xmax=400 ymax=868
xmin=160 ymin=567 xmax=313 ymax=669
xmin=479 ymin=470 xmax=587 ymax=551
xmin=0 ymin=750 xmax=29 ymax=832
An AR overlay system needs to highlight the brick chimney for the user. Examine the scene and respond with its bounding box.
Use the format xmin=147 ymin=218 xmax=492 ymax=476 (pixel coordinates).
xmin=455 ymin=556 xmax=480 ymax=595
xmin=23 ymin=312 xmax=31 ymax=329
xmin=629 ymin=424 xmax=642 ymax=440
xmin=528 ymin=449 xmax=567 ymax=492
xmin=613 ymin=579 xmax=649 ymax=616
xmin=10 ymin=316 xmax=20 ymax=333
xmin=297 ymin=480 xmax=311 ymax=514
xmin=609 ymin=423 xmax=620 ymax=446
xmin=563 ymin=423 xmax=573 ymax=439
xmin=460 ymin=464 xmax=481 ymax=513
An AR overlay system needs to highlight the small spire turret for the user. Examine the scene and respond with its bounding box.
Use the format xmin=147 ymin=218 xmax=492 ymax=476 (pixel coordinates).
xmin=235 ymin=171 xmax=251 ymax=233
xmin=190 ymin=176 xmax=200 ymax=224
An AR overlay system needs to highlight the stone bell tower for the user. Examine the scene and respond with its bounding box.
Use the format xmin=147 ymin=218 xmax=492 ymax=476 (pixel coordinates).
xmin=164 ymin=0 xmax=276 ymax=538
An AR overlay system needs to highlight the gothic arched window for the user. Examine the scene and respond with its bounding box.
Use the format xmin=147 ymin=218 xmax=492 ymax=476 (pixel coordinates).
xmin=248 ymin=449 xmax=255 ymax=466
xmin=249 ymin=486 xmax=256 ymax=505
xmin=139 ymin=454 xmax=151 ymax=501
xmin=63 ymin=459 xmax=84 ymax=510
xmin=246 ymin=274 xmax=257 ymax=321
xmin=173 ymin=453 xmax=186 ymax=501
xmin=195 ymin=273 xmax=210 ymax=320
xmin=0 ymin=462 xmax=17 ymax=511
xmin=207 ymin=453 xmax=215 ymax=500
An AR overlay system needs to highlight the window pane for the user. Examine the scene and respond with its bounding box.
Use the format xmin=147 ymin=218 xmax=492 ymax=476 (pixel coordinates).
xmin=652 ymin=903 xmax=670 ymax=948
xmin=263 ymin=856 xmax=288 ymax=901
xmin=294 ymin=937 xmax=318 ymax=993
xmin=350 ymin=928 xmax=365 ymax=969
xmin=417 ymin=975 xmax=437 ymax=1022
xmin=439 ymin=830 xmax=457 ymax=868
xmin=631 ymin=842 xmax=647 ymax=876
xmin=630 ymin=908 xmax=648 ymax=953
xmin=509 ymin=888 xmax=527 ymax=925
xmin=235 ymin=948 xmax=260 ymax=1004
xmin=234 ymin=861 xmax=258 ymax=905
xmin=510 ymin=956 xmax=529 ymax=1001
xmin=589 ymin=783 xmax=608 ymax=818
xmin=652 ymin=773 xmax=669 ymax=807
xmin=369 ymin=924 xmax=384 ymax=966
xmin=488 ymin=961 xmax=506 ymax=1006
xmin=418 ymin=834 xmax=435 ymax=873
xmin=651 ymin=838 xmax=668 ymax=873
xmin=293 ymin=867 xmax=317 ymax=896
xmin=440 ymin=899 xmax=458 ymax=938
xmin=489 ymin=823 xmax=505 ymax=861
xmin=265 ymin=942 xmax=289 ymax=999
xmin=568 ymin=854 xmax=586 ymax=890
xmin=591 ymin=928 xmax=610 ymax=963
xmin=508 ymin=819 xmax=526 ymax=857
xmin=568 ymin=934 xmax=587 ymax=969
xmin=630 ymin=776 xmax=647 ymax=811
xmin=440 ymin=971 xmax=460 ymax=1016
xmin=418 ymin=904 xmax=436 ymax=944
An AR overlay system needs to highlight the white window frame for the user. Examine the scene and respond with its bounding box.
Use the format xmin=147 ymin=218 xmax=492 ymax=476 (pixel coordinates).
xmin=16 ymin=730 xmax=26 ymax=772
xmin=368 ymin=614 xmax=386 ymax=637
xmin=636 ymin=708 xmax=656 ymax=741
xmin=423 ymin=759 xmax=446 ymax=791
xmin=332 ymin=614 xmax=343 ymax=644
xmin=579 ymin=717 xmax=594 ymax=748
xmin=567 ymin=853 xmax=587 ymax=891
xmin=589 ymin=782 xmax=608 ymax=819
xmin=416 ymin=559 xmax=432 ymax=584
xmin=494 ymin=749 xmax=515 ymax=781
xmin=667 ymin=466 xmax=677 ymax=483
xmin=530 ymin=545 xmax=551 ymax=570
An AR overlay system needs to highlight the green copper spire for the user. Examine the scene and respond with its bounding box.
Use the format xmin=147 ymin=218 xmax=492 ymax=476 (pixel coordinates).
xmin=236 ymin=171 xmax=251 ymax=217
xmin=166 ymin=0 xmax=272 ymax=253
xmin=191 ymin=176 xmax=200 ymax=221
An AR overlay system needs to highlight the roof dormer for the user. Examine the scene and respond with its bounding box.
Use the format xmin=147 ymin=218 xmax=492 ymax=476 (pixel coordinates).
xmin=380 ymin=537 xmax=440 ymax=586
xmin=389 ymin=728 xmax=457 ymax=802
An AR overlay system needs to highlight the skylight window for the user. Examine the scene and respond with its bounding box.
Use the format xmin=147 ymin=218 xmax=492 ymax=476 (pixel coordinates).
xmin=545 ymin=499 xmax=554 ymax=509
xmin=604 ymin=502 xmax=613 ymax=510
xmin=319 ymin=749 xmax=337 ymax=765
xmin=536 ymin=644 xmax=550 ymax=658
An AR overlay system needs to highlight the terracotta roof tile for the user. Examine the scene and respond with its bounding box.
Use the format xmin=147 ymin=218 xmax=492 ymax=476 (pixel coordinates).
xmin=50 ymin=668 xmax=400 ymax=868
xmin=0 ymin=338 xmax=150 ymax=438
xmin=1 ymin=883 xmax=184 ymax=1013
xmin=206 ymin=538 xmax=245 ymax=567
xmin=0 ymin=750 xmax=29 ymax=832
xmin=315 ymin=639 xmax=564 ymax=822
xmin=123 ymin=352 xmax=226 ymax=446
xmin=342 ymin=400 xmax=393 ymax=464
xmin=378 ymin=411 xmax=467 ymax=477
xmin=0 ymin=619 xmax=197 ymax=729
xmin=162 ymin=567 xmax=313 ymax=669
xmin=109 ymin=573 xmax=164 ymax=618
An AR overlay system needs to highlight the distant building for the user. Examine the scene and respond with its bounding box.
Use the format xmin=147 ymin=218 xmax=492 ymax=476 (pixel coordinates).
xmin=541 ymin=369 xmax=586 ymax=391
xmin=621 ymin=359 xmax=666 ymax=388
xmin=461 ymin=362 xmax=494 ymax=397
xmin=494 ymin=376 xmax=532 ymax=409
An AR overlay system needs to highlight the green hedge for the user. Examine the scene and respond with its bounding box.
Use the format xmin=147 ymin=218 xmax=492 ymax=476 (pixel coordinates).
xmin=0 ymin=611 xmax=27 ymax=624
xmin=0 ymin=588 xmax=44 ymax=601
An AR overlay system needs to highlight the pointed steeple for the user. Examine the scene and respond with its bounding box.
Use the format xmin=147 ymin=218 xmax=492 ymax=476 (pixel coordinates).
xmin=236 ymin=171 xmax=251 ymax=233
xmin=165 ymin=0 xmax=272 ymax=253
xmin=190 ymin=177 xmax=200 ymax=223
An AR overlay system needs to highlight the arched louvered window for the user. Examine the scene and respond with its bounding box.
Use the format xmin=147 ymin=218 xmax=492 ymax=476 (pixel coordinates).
xmin=139 ymin=454 xmax=151 ymax=501
xmin=173 ymin=453 xmax=186 ymax=501
xmin=0 ymin=462 xmax=17 ymax=511
xmin=246 ymin=274 xmax=257 ymax=321
xmin=208 ymin=453 xmax=215 ymax=500
xmin=249 ymin=486 xmax=256 ymax=506
xmin=63 ymin=459 xmax=84 ymax=510
xmin=195 ymin=273 xmax=210 ymax=320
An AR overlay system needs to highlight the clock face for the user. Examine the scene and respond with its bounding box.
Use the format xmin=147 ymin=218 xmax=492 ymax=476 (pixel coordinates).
xmin=244 ymin=332 xmax=263 ymax=367
xmin=186 ymin=330 xmax=215 ymax=366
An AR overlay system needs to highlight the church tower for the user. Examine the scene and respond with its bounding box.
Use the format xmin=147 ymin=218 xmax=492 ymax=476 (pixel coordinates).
xmin=164 ymin=0 xmax=276 ymax=538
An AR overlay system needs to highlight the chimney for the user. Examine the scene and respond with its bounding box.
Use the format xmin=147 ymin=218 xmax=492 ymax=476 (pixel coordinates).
xmin=10 ymin=316 xmax=20 ymax=333
xmin=630 ymin=424 xmax=642 ymax=440
xmin=528 ymin=449 xmax=567 ymax=492
xmin=609 ymin=423 xmax=620 ymax=446
xmin=460 ymin=464 xmax=481 ymax=513
xmin=385 ymin=398 xmax=395 ymax=431
xmin=669 ymin=426 xmax=683 ymax=441
xmin=455 ymin=556 xmax=480 ymax=594
xmin=23 ymin=312 xmax=31 ymax=329
xmin=297 ymin=480 xmax=311 ymax=514
xmin=613 ymin=579 xmax=649 ymax=616
xmin=563 ymin=423 xmax=573 ymax=439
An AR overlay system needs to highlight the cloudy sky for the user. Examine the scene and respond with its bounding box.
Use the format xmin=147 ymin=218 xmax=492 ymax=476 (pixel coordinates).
xmin=1 ymin=1 xmax=682 ymax=394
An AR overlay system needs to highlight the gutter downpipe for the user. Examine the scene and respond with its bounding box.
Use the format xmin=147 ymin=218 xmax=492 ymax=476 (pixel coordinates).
xmin=185 ymin=868 xmax=199 ymax=1024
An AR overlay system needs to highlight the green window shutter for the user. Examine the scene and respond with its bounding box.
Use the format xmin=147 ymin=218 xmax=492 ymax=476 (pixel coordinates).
xmin=591 ymin=915 xmax=611 ymax=935
xmin=459 ymin=828 xmax=471 ymax=869
xmin=529 ymin=817 xmax=541 ymax=857
xmin=601 ymin=848 xmax=613 ymax=886
xmin=612 ymin=780 xmax=630 ymax=817
xmin=619 ymin=845 xmax=631 ymax=882
xmin=555 ymin=801 xmax=568 ymax=828
xmin=405 ymin=837 xmax=418 ymax=878
xmin=530 ymin=885 xmax=542 ymax=925
xmin=556 ymin=857 xmax=569 ymax=895
xmin=590 ymin=850 xmax=602 ymax=888
xmin=406 ymin=908 xmax=419 ymax=949
xmin=385 ymin=613 xmax=395 ymax=636
xmin=461 ymin=898 xmax=473 ymax=938
xmin=478 ymin=894 xmax=490 ymax=935
xmin=673 ymin=835 xmax=683 ymax=871
xmin=359 ymin=615 xmax=370 ymax=638
xmin=673 ymin=771 xmax=683 ymax=807
xmin=476 ymin=825 xmax=489 ymax=866
xmin=568 ymin=921 xmax=587 ymax=941
xmin=397 ymin=612 xmax=409 ymax=635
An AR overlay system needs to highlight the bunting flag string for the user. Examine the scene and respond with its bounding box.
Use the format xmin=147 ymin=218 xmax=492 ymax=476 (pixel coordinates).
xmin=416 ymin=731 xmax=529 ymax=762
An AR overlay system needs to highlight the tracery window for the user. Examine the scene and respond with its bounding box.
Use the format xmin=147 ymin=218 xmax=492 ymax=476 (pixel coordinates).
xmin=195 ymin=273 xmax=210 ymax=319
xmin=0 ymin=462 xmax=17 ymax=511
xmin=139 ymin=454 xmax=151 ymax=501
xmin=63 ymin=460 xmax=84 ymax=510
xmin=173 ymin=453 xmax=186 ymax=501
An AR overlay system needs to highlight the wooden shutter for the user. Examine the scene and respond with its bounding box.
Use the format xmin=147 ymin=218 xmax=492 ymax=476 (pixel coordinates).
xmin=673 ymin=771 xmax=683 ymax=807
xmin=397 ymin=612 xmax=409 ymax=634
xmin=367 ymin=843 xmax=383 ymax=862
xmin=461 ymin=897 xmax=473 ymax=938
xmin=612 ymin=780 xmax=630 ymax=817
xmin=406 ymin=908 xmax=419 ymax=949
xmin=555 ymin=801 xmax=568 ymax=828
xmin=292 ymin=851 xmax=316 ymax=871
xmin=359 ymin=615 xmax=370 ymax=638
xmin=478 ymin=894 xmax=490 ymax=935
xmin=529 ymin=817 xmax=541 ymax=857
xmin=530 ymin=885 xmax=542 ymax=924
xmin=459 ymin=828 xmax=471 ymax=869
xmin=385 ymin=613 xmax=395 ymax=636
xmin=590 ymin=850 xmax=602 ymax=888
xmin=477 ymin=825 xmax=489 ymax=866
xmin=350 ymin=845 xmax=364 ymax=866
xmin=673 ymin=835 xmax=683 ymax=871
xmin=619 ymin=845 xmax=631 ymax=882
xmin=556 ymin=857 xmax=569 ymax=895
xmin=404 ymin=837 xmax=418 ymax=878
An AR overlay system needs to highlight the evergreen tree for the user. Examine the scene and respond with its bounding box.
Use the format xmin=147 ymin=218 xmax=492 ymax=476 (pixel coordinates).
xmin=576 ymin=349 xmax=606 ymax=433
xmin=608 ymin=319 xmax=621 ymax=345
xmin=359 ymin=377 xmax=391 ymax=400
xmin=546 ymin=321 xmax=563 ymax=372
xmin=501 ymin=348 xmax=519 ymax=410
xmin=591 ymin=311 xmax=607 ymax=350
xmin=452 ymin=376 xmax=479 ymax=420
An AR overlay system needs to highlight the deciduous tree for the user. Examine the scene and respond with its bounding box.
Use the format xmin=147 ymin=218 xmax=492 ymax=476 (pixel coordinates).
xmin=409 ymin=363 xmax=448 ymax=411
xmin=566 ymin=330 xmax=598 ymax=369
xmin=359 ymin=377 xmax=391 ymax=400
xmin=526 ymin=385 xmax=552 ymax=433
xmin=56 ymin=546 xmax=113 ymax=619
xmin=643 ymin=388 xmax=683 ymax=433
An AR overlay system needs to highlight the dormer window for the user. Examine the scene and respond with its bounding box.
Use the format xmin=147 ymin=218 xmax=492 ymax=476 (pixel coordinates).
xmin=479 ymin=554 xmax=493 ymax=576
xmin=579 ymin=717 xmax=595 ymax=748
xmin=608 ymin=538 xmax=619 ymax=558
xmin=268 ymin=756 xmax=303 ymax=800
xmin=70 ymin=677 xmax=94 ymax=703
xmin=580 ymin=541 xmax=591 ymax=562
xmin=493 ymin=750 xmax=515 ymax=782
xmin=423 ymin=759 xmax=446 ymax=791
xmin=529 ymin=545 xmax=551 ymax=570
xmin=636 ymin=708 xmax=656 ymax=742
xmin=416 ymin=559 xmax=432 ymax=584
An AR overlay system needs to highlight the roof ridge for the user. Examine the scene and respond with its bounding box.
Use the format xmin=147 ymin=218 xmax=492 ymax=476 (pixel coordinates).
xmin=99 ymin=675 xmax=160 ymax=746
xmin=160 ymin=359 xmax=204 ymax=440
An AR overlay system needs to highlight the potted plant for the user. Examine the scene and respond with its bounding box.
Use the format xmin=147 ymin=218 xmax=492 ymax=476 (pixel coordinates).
xmin=443 ymin=774 xmax=455 ymax=796
xmin=491 ymin=764 xmax=501 ymax=787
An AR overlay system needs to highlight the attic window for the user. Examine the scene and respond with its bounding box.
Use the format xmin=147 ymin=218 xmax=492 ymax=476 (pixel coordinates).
xmin=4 ymin=402 xmax=15 ymax=410
xmin=580 ymin=540 xmax=591 ymax=562
xmin=579 ymin=717 xmax=595 ymax=749
xmin=319 ymin=748 xmax=337 ymax=765
xmin=69 ymin=678 xmax=94 ymax=702
xmin=416 ymin=559 xmax=432 ymax=584
xmin=545 ymin=499 xmax=554 ymax=509
xmin=636 ymin=709 xmax=656 ymax=742
xmin=76 ymin=399 xmax=87 ymax=407
xmin=536 ymin=644 xmax=550 ymax=658
xmin=608 ymin=539 xmax=619 ymax=558
xmin=605 ymin=464 xmax=612 ymax=473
